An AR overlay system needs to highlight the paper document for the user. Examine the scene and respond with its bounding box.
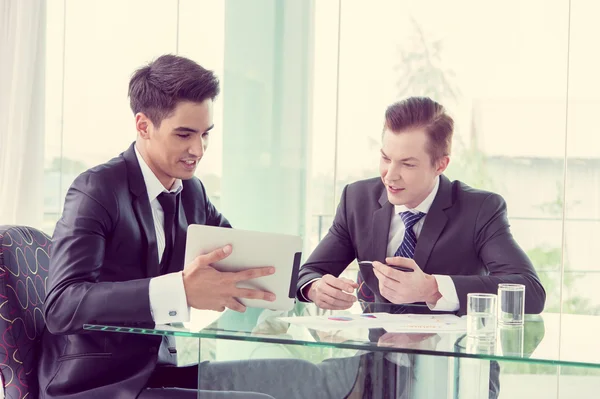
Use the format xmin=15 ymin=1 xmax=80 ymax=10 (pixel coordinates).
xmin=278 ymin=313 xmax=466 ymax=333
xmin=382 ymin=314 xmax=466 ymax=333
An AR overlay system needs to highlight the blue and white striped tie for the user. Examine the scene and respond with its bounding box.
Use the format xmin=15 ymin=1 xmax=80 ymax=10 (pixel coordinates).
xmin=394 ymin=211 xmax=426 ymax=258
xmin=356 ymin=210 xmax=426 ymax=306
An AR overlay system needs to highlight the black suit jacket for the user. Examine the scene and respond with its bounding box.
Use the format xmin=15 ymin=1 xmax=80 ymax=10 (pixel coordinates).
xmin=297 ymin=175 xmax=546 ymax=315
xmin=38 ymin=143 xmax=231 ymax=399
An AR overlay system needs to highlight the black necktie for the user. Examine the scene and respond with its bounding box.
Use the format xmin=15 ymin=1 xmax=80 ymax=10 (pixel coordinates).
xmin=157 ymin=192 xmax=178 ymax=272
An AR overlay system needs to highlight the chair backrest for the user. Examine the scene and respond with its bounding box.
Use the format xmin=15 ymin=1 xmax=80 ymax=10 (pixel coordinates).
xmin=0 ymin=226 xmax=50 ymax=399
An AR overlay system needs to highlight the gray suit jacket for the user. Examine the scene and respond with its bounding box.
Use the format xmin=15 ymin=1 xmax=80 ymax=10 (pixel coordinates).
xmin=38 ymin=143 xmax=231 ymax=399
xmin=297 ymin=175 xmax=546 ymax=315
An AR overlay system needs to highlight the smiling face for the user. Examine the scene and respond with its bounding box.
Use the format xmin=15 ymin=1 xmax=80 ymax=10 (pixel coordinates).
xmin=135 ymin=99 xmax=214 ymax=190
xmin=379 ymin=128 xmax=449 ymax=207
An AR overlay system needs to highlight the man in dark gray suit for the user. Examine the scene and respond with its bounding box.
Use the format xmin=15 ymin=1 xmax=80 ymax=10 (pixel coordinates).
xmin=38 ymin=54 xmax=335 ymax=399
xmin=295 ymin=97 xmax=544 ymax=398
xmin=298 ymin=96 xmax=546 ymax=316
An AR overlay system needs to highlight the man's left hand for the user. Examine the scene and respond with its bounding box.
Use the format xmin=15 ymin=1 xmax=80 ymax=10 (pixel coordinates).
xmin=372 ymin=257 xmax=442 ymax=305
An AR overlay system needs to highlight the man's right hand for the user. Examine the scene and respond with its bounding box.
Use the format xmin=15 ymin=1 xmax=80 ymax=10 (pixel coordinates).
xmin=182 ymin=245 xmax=276 ymax=313
xmin=306 ymin=274 xmax=358 ymax=310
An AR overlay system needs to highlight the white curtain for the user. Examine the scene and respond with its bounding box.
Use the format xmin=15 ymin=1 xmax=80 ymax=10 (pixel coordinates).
xmin=0 ymin=0 xmax=46 ymax=229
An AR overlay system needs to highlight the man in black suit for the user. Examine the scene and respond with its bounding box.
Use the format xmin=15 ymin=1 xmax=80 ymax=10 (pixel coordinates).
xmin=295 ymin=97 xmax=545 ymax=399
xmin=38 ymin=55 xmax=300 ymax=399
xmin=298 ymin=96 xmax=545 ymax=316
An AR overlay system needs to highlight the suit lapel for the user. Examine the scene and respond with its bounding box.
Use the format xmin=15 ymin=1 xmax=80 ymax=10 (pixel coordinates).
xmin=123 ymin=143 xmax=160 ymax=277
xmin=133 ymin=197 xmax=160 ymax=277
xmin=371 ymin=190 xmax=393 ymax=262
xmin=364 ymin=188 xmax=394 ymax=303
xmin=414 ymin=175 xmax=453 ymax=272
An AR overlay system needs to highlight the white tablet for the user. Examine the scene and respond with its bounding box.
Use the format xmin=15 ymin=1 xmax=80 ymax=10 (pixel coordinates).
xmin=184 ymin=224 xmax=303 ymax=311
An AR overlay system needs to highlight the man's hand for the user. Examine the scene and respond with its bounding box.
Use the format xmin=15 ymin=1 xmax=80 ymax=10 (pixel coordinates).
xmin=306 ymin=274 xmax=358 ymax=310
xmin=373 ymin=257 xmax=442 ymax=305
xmin=182 ymin=245 xmax=276 ymax=313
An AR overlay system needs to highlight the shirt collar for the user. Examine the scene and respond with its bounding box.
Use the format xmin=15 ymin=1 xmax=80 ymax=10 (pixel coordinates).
xmin=134 ymin=145 xmax=183 ymax=203
xmin=395 ymin=175 xmax=440 ymax=215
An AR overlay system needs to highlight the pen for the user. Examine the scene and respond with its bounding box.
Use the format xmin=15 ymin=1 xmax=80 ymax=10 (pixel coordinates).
xmin=358 ymin=261 xmax=414 ymax=273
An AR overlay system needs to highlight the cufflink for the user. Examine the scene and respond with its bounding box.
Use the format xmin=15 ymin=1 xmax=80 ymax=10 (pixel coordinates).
xmin=169 ymin=310 xmax=177 ymax=317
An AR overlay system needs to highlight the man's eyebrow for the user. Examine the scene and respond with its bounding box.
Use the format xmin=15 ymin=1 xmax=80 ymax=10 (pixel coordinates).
xmin=379 ymin=150 xmax=419 ymax=162
xmin=173 ymin=124 xmax=214 ymax=133
xmin=173 ymin=126 xmax=198 ymax=133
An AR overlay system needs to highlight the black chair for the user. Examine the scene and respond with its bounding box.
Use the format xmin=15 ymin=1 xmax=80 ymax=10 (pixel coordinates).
xmin=0 ymin=225 xmax=50 ymax=398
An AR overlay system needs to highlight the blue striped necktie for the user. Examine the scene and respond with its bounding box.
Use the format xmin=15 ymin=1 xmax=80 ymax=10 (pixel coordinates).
xmin=356 ymin=210 xmax=426 ymax=304
xmin=394 ymin=211 xmax=426 ymax=258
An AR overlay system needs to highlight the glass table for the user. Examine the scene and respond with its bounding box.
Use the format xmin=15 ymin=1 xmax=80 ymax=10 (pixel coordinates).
xmin=84 ymin=302 xmax=600 ymax=399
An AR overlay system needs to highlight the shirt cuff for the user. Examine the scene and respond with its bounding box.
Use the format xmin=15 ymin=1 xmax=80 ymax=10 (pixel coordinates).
xmin=149 ymin=271 xmax=191 ymax=324
xmin=426 ymin=275 xmax=460 ymax=312
xmin=299 ymin=278 xmax=321 ymax=302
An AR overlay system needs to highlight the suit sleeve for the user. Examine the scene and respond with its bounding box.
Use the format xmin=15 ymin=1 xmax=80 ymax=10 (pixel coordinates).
xmin=450 ymin=194 xmax=547 ymax=315
xmin=295 ymin=185 xmax=357 ymax=299
xmin=44 ymin=177 xmax=154 ymax=335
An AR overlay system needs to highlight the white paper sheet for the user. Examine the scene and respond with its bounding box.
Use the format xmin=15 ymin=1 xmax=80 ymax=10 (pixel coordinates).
xmin=277 ymin=313 xmax=466 ymax=333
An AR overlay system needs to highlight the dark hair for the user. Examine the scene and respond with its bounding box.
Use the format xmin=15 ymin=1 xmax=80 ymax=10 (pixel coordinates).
xmin=128 ymin=54 xmax=220 ymax=126
xmin=384 ymin=97 xmax=454 ymax=164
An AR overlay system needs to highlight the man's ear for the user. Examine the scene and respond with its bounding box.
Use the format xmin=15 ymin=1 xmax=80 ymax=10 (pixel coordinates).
xmin=135 ymin=113 xmax=152 ymax=139
xmin=435 ymin=156 xmax=450 ymax=175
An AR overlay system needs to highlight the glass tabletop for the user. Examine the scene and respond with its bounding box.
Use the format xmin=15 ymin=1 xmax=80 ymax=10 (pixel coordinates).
xmin=84 ymin=302 xmax=600 ymax=369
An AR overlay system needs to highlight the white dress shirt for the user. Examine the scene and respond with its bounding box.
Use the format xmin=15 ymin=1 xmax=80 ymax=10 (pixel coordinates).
xmin=302 ymin=176 xmax=460 ymax=311
xmin=135 ymin=146 xmax=191 ymax=324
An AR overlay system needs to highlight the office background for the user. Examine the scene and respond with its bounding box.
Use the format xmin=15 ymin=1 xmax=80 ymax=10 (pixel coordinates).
xmin=2 ymin=0 xmax=600 ymax=397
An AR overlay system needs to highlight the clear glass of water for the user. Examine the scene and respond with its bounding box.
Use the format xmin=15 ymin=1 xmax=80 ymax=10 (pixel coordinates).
xmin=467 ymin=293 xmax=497 ymax=341
xmin=498 ymin=324 xmax=525 ymax=357
xmin=466 ymin=336 xmax=496 ymax=355
xmin=497 ymin=284 xmax=525 ymax=326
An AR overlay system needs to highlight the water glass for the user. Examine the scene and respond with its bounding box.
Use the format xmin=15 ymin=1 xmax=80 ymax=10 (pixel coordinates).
xmin=497 ymin=284 xmax=525 ymax=326
xmin=466 ymin=336 xmax=496 ymax=355
xmin=498 ymin=325 xmax=525 ymax=357
xmin=467 ymin=293 xmax=497 ymax=341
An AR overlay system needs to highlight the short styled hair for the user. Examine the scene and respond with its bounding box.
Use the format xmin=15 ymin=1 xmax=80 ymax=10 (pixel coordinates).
xmin=384 ymin=97 xmax=453 ymax=164
xmin=128 ymin=54 xmax=220 ymax=126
